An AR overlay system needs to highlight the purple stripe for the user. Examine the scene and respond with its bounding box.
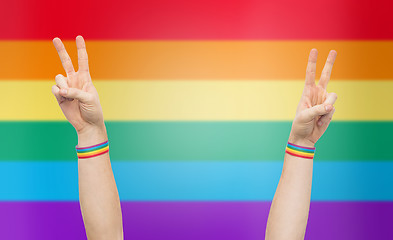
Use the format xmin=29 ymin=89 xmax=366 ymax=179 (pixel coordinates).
xmin=75 ymin=140 xmax=108 ymax=150
xmin=0 ymin=201 xmax=392 ymax=239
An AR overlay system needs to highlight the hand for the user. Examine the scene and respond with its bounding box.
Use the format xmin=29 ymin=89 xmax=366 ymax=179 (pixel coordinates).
xmin=289 ymin=49 xmax=338 ymax=148
xmin=51 ymin=36 xmax=105 ymax=135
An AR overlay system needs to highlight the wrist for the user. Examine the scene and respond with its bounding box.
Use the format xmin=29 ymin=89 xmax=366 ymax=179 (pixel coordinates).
xmin=288 ymin=133 xmax=315 ymax=148
xmin=77 ymin=123 xmax=108 ymax=148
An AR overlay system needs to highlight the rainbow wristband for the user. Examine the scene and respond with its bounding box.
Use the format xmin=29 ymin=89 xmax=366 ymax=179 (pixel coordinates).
xmin=285 ymin=142 xmax=315 ymax=159
xmin=76 ymin=140 xmax=109 ymax=159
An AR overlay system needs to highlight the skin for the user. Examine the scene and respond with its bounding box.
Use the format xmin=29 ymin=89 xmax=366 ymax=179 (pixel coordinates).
xmin=51 ymin=36 xmax=123 ymax=240
xmin=265 ymin=49 xmax=338 ymax=240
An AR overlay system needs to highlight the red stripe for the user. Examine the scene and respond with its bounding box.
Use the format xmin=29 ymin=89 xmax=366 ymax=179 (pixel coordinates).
xmin=285 ymin=150 xmax=314 ymax=159
xmin=77 ymin=149 xmax=109 ymax=159
xmin=2 ymin=0 xmax=393 ymax=40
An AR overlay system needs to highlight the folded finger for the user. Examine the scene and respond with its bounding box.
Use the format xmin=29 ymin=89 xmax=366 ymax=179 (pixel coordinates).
xmin=59 ymin=88 xmax=91 ymax=104
xmin=324 ymin=92 xmax=338 ymax=105
xmin=300 ymin=103 xmax=333 ymax=123
xmin=318 ymin=107 xmax=335 ymax=127
xmin=51 ymin=85 xmax=64 ymax=103
xmin=55 ymin=74 xmax=69 ymax=89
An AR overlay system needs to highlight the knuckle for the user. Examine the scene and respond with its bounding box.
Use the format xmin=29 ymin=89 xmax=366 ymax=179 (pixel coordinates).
xmin=51 ymin=85 xmax=58 ymax=94
xmin=78 ymin=68 xmax=89 ymax=73
xmin=66 ymin=88 xmax=73 ymax=95
xmin=326 ymin=58 xmax=335 ymax=64
xmin=330 ymin=92 xmax=338 ymax=99
xmin=78 ymin=56 xmax=88 ymax=60
xmin=306 ymin=70 xmax=316 ymax=76
xmin=63 ymin=57 xmax=72 ymax=64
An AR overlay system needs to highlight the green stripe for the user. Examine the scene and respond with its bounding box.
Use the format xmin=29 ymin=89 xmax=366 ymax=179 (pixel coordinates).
xmin=1 ymin=121 xmax=392 ymax=161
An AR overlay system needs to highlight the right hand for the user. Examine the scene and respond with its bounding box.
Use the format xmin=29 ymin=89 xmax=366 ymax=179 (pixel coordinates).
xmin=289 ymin=49 xmax=338 ymax=148
xmin=51 ymin=36 xmax=105 ymax=135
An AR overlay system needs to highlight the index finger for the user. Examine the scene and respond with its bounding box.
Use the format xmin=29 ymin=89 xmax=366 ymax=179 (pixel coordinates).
xmin=53 ymin=38 xmax=75 ymax=76
xmin=76 ymin=35 xmax=89 ymax=73
xmin=318 ymin=50 xmax=337 ymax=89
xmin=305 ymin=48 xmax=318 ymax=86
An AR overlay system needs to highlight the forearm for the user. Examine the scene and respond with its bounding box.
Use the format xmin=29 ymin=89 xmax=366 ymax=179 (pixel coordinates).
xmin=77 ymin=125 xmax=123 ymax=240
xmin=265 ymin=48 xmax=337 ymax=240
xmin=265 ymin=138 xmax=314 ymax=240
xmin=52 ymin=36 xmax=124 ymax=239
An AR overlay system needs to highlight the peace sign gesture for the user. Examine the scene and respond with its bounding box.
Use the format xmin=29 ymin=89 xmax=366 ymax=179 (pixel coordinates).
xmin=51 ymin=36 xmax=105 ymax=135
xmin=289 ymin=49 xmax=338 ymax=148
xmin=51 ymin=37 xmax=122 ymax=239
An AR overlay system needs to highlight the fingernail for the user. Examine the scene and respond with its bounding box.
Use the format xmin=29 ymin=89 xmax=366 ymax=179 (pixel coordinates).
xmin=318 ymin=121 xmax=323 ymax=126
xmin=60 ymin=89 xmax=67 ymax=95
xmin=325 ymin=105 xmax=332 ymax=111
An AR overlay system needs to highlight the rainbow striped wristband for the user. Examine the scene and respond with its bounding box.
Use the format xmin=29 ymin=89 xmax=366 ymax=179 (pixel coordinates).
xmin=285 ymin=142 xmax=315 ymax=159
xmin=76 ymin=140 xmax=109 ymax=159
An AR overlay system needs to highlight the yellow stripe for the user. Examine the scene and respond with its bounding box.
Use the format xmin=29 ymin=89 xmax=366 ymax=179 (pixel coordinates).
xmin=77 ymin=146 xmax=109 ymax=157
xmin=286 ymin=148 xmax=314 ymax=157
xmin=0 ymin=80 xmax=391 ymax=121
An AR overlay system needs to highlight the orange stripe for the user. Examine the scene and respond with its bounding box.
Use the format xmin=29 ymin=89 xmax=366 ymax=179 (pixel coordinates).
xmin=1 ymin=41 xmax=393 ymax=80
xmin=285 ymin=148 xmax=314 ymax=157
xmin=285 ymin=150 xmax=314 ymax=159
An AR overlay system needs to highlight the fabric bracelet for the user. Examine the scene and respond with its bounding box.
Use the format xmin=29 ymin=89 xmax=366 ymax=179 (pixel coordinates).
xmin=76 ymin=140 xmax=109 ymax=159
xmin=285 ymin=142 xmax=315 ymax=159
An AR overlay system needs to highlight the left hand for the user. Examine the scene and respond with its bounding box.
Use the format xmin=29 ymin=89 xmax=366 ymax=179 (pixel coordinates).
xmin=289 ymin=49 xmax=338 ymax=148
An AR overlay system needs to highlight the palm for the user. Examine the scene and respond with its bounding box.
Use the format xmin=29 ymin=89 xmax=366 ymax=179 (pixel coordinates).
xmin=291 ymin=49 xmax=337 ymax=144
xmin=297 ymin=85 xmax=328 ymax=142
xmin=59 ymin=74 xmax=94 ymax=129
xmin=52 ymin=37 xmax=103 ymax=132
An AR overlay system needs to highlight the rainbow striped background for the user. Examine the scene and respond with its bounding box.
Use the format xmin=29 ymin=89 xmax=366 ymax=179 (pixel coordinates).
xmin=1 ymin=0 xmax=393 ymax=239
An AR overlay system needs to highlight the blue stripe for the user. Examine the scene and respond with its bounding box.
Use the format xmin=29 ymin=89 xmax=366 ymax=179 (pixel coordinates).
xmin=0 ymin=161 xmax=392 ymax=201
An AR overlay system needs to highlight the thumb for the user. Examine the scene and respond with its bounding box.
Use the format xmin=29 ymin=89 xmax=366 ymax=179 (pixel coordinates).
xmin=300 ymin=104 xmax=333 ymax=122
xmin=59 ymin=88 xmax=91 ymax=103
